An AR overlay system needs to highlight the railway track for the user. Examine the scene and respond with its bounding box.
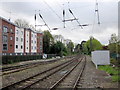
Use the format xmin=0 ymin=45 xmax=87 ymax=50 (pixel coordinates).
xmin=2 ymin=57 xmax=71 ymax=75
xmin=2 ymin=56 xmax=80 ymax=90
xmin=2 ymin=62 xmax=45 ymax=75
xmin=72 ymin=56 xmax=86 ymax=89
xmin=49 ymin=56 xmax=86 ymax=89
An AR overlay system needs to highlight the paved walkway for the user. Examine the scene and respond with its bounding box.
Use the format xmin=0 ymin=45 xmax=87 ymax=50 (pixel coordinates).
xmin=79 ymin=55 xmax=119 ymax=89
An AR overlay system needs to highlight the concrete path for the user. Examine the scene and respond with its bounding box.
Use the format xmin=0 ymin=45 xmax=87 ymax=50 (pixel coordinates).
xmin=79 ymin=55 xmax=119 ymax=89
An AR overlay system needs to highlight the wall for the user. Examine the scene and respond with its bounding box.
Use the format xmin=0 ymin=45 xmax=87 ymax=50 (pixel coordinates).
xmin=15 ymin=27 xmax=24 ymax=53
xmin=2 ymin=19 xmax=15 ymax=54
xmin=31 ymin=31 xmax=37 ymax=53
xmin=0 ymin=18 xmax=2 ymax=54
xmin=92 ymin=50 xmax=110 ymax=68
xmin=37 ymin=33 xmax=43 ymax=54
xmin=25 ymin=29 xmax=30 ymax=53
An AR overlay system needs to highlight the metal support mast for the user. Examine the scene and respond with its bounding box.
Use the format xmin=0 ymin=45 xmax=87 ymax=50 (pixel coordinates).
xmin=95 ymin=0 xmax=100 ymax=25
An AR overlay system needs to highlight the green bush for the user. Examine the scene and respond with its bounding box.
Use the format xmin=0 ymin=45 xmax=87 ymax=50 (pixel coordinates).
xmin=98 ymin=65 xmax=120 ymax=82
xmin=110 ymin=58 xmax=118 ymax=65
xmin=112 ymin=75 xmax=120 ymax=82
xmin=2 ymin=55 xmax=43 ymax=64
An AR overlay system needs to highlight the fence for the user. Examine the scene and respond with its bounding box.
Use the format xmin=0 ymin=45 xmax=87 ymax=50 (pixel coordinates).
xmin=110 ymin=53 xmax=120 ymax=60
xmin=2 ymin=54 xmax=56 ymax=64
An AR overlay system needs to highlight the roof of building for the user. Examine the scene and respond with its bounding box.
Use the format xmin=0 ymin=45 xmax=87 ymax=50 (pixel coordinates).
xmin=0 ymin=16 xmax=16 ymax=26
xmin=0 ymin=16 xmax=43 ymax=34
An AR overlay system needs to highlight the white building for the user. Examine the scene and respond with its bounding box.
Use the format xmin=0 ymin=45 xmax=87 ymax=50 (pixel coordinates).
xmin=31 ymin=31 xmax=37 ymax=53
xmin=24 ymin=29 xmax=30 ymax=53
xmin=15 ymin=27 xmax=24 ymax=54
xmin=92 ymin=50 xmax=110 ymax=68
xmin=53 ymin=35 xmax=65 ymax=43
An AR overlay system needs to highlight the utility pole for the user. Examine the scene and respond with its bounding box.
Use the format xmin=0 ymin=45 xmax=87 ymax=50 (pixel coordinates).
xmin=35 ymin=10 xmax=36 ymax=31
xmin=90 ymin=36 xmax=93 ymax=54
xmin=95 ymin=0 xmax=100 ymax=25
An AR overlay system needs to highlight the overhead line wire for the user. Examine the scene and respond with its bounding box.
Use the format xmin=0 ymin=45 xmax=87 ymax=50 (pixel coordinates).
xmin=43 ymin=0 xmax=62 ymax=21
xmin=42 ymin=0 xmax=73 ymax=29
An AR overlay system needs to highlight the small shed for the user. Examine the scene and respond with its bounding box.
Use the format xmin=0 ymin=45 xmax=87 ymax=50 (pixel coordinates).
xmin=92 ymin=50 xmax=110 ymax=68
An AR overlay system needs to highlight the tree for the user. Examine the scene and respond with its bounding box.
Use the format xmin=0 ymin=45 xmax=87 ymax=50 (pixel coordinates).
xmin=74 ymin=44 xmax=81 ymax=53
xmin=43 ymin=30 xmax=54 ymax=54
xmin=83 ymin=37 xmax=102 ymax=55
xmin=14 ymin=19 xmax=29 ymax=28
xmin=108 ymin=33 xmax=120 ymax=54
xmin=80 ymin=41 xmax=86 ymax=54
xmin=67 ymin=41 xmax=74 ymax=54
xmin=83 ymin=42 xmax=88 ymax=54
xmin=53 ymin=35 xmax=64 ymax=43
xmin=109 ymin=34 xmax=118 ymax=44
xmin=50 ymin=41 xmax=67 ymax=56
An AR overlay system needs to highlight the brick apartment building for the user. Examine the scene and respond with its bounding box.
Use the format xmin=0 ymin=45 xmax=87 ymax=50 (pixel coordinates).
xmin=0 ymin=18 xmax=2 ymax=54
xmin=2 ymin=17 xmax=15 ymax=55
xmin=0 ymin=17 xmax=43 ymax=55
xmin=37 ymin=32 xmax=43 ymax=54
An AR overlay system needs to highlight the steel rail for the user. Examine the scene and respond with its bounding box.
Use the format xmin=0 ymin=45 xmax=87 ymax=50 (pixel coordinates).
xmin=22 ymin=58 xmax=78 ymax=90
xmin=2 ymin=58 xmax=61 ymax=72
xmin=49 ymin=57 xmax=84 ymax=90
xmin=2 ymin=56 xmax=77 ymax=90
xmin=2 ymin=55 xmax=75 ymax=75
xmin=2 ymin=58 xmax=62 ymax=75
xmin=2 ymin=55 xmax=74 ymax=72
xmin=2 ymin=63 xmax=43 ymax=75
xmin=72 ymin=56 xmax=86 ymax=90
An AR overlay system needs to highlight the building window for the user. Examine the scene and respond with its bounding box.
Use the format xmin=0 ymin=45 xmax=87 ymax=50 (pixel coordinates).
xmin=21 ymin=38 xmax=23 ymax=42
xmin=10 ymin=36 xmax=13 ymax=40
xmin=40 ymin=47 xmax=42 ymax=50
xmin=10 ymin=28 xmax=13 ymax=32
xmin=40 ymin=37 xmax=42 ymax=41
xmin=21 ymin=31 xmax=23 ymax=35
xmin=40 ymin=42 xmax=42 ymax=45
xmin=3 ymin=35 xmax=8 ymax=43
xmin=16 ymin=37 xmax=18 ymax=41
xmin=21 ymin=45 xmax=23 ymax=49
xmin=10 ymin=44 xmax=12 ymax=47
xmin=3 ymin=26 xmax=8 ymax=33
xmin=16 ymin=45 xmax=18 ymax=49
xmin=27 ymin=47 xmax=28 ymax=49
xmin=35 ymin=47 xmax=36 ymax=50
xmin=35 ymin=41 xmax=36 ymax=43
xmin=16 ymin=30 xmax=19 ymax=34
xmin=3 ymin=44 xmax=7 ymax=50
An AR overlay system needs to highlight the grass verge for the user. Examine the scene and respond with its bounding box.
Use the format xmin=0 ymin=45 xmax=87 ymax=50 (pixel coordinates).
xmin=98 ymin=65 xmax=120 ymax=82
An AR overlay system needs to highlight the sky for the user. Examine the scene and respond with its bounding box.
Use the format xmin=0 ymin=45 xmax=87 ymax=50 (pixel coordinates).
xmin=0 ymin=0 xmax=119 ymax=45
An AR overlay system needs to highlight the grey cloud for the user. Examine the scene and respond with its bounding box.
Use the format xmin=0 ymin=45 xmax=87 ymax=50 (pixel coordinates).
xmin=0 ymin=1 xmax=118 ymax=45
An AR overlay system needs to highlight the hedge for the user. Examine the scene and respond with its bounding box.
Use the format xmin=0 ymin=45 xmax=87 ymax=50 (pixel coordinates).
xmin=2 ymin=55 xmax=43 ymax=64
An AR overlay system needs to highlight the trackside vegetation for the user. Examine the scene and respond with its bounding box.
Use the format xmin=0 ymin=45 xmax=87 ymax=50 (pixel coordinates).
xmin=98 ymin=65 xmax=120 ymax=82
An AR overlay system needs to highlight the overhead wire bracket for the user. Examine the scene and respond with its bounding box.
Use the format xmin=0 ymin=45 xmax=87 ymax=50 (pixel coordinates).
xmin=39 ymin=10 xmax=51 ymax=30
xmin=68 ymin=9 xmax=83 ymax=29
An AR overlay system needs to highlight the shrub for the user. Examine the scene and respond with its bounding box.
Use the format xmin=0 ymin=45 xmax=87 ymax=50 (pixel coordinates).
xmin=98 ymin=65 xmax=120 ymax=82
xmin=2 ymin=55 xmax=43 ymax=64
